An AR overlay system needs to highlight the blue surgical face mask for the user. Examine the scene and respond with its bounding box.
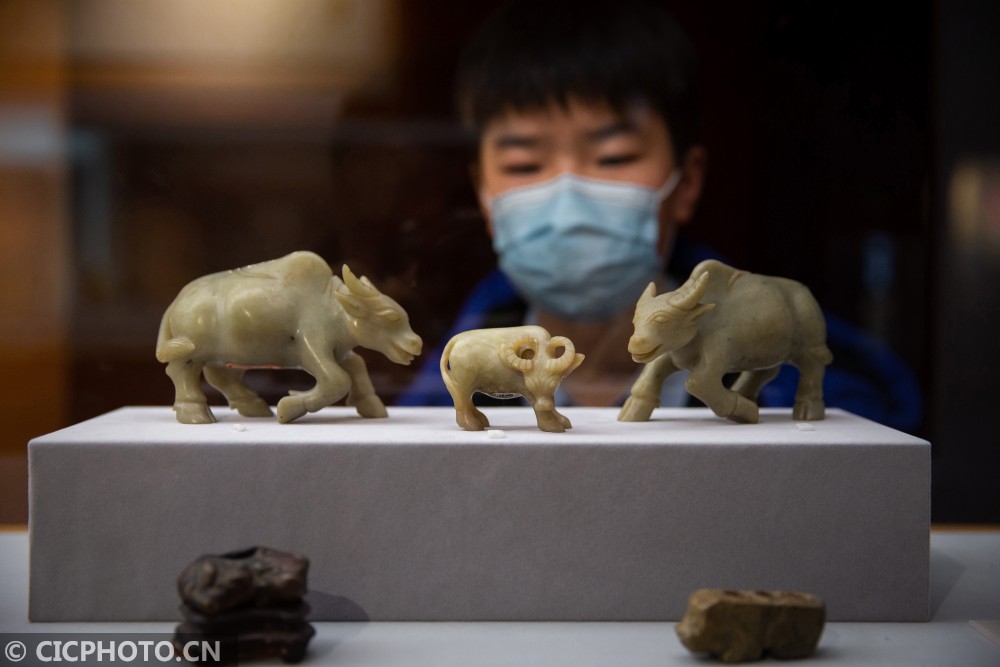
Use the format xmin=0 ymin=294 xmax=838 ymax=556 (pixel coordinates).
xmin=484 ymin=171 xmax=682 ymax=321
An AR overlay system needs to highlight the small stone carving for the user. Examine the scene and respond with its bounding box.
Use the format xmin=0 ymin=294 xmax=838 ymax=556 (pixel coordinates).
xmin=620 ymin=260 xmax=832 ymax=425
xmin=440 ymin=325 xmax=585 ymax=432
xmin=156 ymin=251 xmax=422 ymax=424
xmin=173 ymin=547 xmax=314 ymax=664
xmin=675 ymin=588 xmax=826 ymax=663
xmin=177 ymin=546 xmax=308 ymax=614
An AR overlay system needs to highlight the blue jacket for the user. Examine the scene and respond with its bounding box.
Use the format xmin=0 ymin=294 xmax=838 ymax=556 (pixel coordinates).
xmin=398 ymin=239 xmax=922 ymax=432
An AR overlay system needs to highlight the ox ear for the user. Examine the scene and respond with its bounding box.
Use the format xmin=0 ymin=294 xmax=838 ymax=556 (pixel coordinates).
xmin=569 ymin=353 xmax=585 ymax=373
xmin=690 ymin=303 xmax=716 ymax=320
xmin=335 ymin=288 xmax=369 ymax=318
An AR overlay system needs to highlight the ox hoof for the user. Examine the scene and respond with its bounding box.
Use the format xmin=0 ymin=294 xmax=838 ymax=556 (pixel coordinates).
xmin=276 ymin=397 xmax=308 ymax=424
xmin=353 ymin=396 xmax=388 ymax=419
xmin=793 ymin=400 xmax=825 ymax=421
xmin=728 ymin=396 xmax=760 ymax=424
xmin=619 ymin=395 xmax=656 ymax=422
xmin=537 ymin=422 xmax=567 ymax=433
xmin=536 ymin=412 xmax=567 ymax=433
xmin=175 ymin=402 xmax=216 ymax=424
xmin=456 ymin=412 xmax=487 ymax=431
xmin=233 ymin=398 xmax=274 ymax=418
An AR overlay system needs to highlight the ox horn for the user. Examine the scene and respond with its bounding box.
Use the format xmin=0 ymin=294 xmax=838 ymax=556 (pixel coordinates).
xmin=342 ymin=265 xmax=380 ymax=298
xmin=668 ymin=271 xmax=710 ymax=310
xmin=500 ymin=337 xmax=537 ymax=373
xmin=544 ymin=336 xmax=577 ymax=373
xmin=639 ymin=281 xmax=657 ymax=303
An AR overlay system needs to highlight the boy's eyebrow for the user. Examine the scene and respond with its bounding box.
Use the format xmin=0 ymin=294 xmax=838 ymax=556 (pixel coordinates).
xmin=587 ymin=120 xmax=639 ymax=142
xmin=492 ymin=133 xmax=541 ymax=149
xmin=490 ymin=120 xmax=637 ymax=148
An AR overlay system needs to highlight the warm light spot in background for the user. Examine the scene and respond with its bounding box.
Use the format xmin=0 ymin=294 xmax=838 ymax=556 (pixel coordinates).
xmin=70 ymin=0 xmax=394 ymax=68
xmin=949 ymin=160 xmax=1000 ymax=259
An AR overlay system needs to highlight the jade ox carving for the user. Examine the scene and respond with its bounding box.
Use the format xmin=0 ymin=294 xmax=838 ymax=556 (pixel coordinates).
xmin=156 ymin=251 xmax=422 ymax=424
xmin=620 ymin=260 xmax=831 ymax=425
xmin=440 ymin=325 xmax=585 ymax=432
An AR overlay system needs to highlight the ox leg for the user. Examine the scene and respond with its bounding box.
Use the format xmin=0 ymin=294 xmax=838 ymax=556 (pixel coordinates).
xmin=524 ymin=391 xmax=567 ymax=433
xmin=731 ymin=367 xmax=781 ymax=402
xmin=449 ymin=391 xmax=488 ymax=431
xmin=469 ymin=402 xmax=490 ymax=430
xmin=619 ymin=354 xmax=679 ymax=422
xmin=792 ymin=344 xmax=831 ymax=421
xmin=455 ymin=397 xmax=489 ymax=431
xmin=453 ymin=397 xmax=489 ymax=431
xmin=341 ymin=351 xmax=388 ymax=418
xmin=277 ymin=342 xmax=351 ymax=423
xmin=441 ymin=368 xmax=488 ymax=430
xmin=532 ymin=408 xmax=567 ymax=433
xmin=203 ymin=365 xmax=273 ymax=418
xmin=686 ymin=364 xmax=759 ymax=424
xmin=165 ymin=359 xmax=215 ymax=424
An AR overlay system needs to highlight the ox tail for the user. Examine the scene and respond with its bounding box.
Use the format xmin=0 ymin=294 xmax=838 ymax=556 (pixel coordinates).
xmin=155 ymin=315 xmax=196 ymax=363
xmin=439 ymin=335 xmax=461 ymax=399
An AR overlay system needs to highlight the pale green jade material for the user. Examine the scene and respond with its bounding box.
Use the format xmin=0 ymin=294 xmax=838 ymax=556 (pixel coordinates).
xmin=156 ymin=251 xmax=422 ymax=424
xmin=440 ymin=325 xmax=585 ymax=432
xmin=619 ymin=260 xmax=831 ymax=424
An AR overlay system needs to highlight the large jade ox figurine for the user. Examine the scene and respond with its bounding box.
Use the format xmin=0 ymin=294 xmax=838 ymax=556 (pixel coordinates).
xmin=620 ymin=260 xmax=831 ymax=425
xmin=440 ymin=325 xmax=585 ymax=432
xmin=156 ymin=251 xmax=422 ymax=424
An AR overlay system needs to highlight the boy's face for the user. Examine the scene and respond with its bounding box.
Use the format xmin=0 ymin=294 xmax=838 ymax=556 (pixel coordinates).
xmin=477 ymin=97 xmax=695 ymax=256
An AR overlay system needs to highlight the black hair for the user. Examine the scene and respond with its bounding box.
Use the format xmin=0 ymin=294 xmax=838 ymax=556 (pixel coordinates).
xmin=455 ymin=0 xmax=701 ymax=156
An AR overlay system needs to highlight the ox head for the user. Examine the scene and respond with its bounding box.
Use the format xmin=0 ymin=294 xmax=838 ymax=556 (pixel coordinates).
xmin=500 ymin=333 xmax=585 ymax=410
xmin=334 ymin=265 xmax=423 ymax=365
xmin=627 ymin=272 xmax=716 ymax=363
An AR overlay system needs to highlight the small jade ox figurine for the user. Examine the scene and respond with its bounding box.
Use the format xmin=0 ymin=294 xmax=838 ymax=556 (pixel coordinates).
xmin=440 ymin=325 xmax=585 ymax=432
xmin=619 ymin=260 xmax=831 ymax=424
xmin=156 ymin=251 xmax=422 ymax=424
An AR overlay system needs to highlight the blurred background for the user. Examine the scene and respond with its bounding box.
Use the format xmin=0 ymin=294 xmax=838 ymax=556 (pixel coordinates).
xmin=0 ymin=0 xmax=997 ymax=523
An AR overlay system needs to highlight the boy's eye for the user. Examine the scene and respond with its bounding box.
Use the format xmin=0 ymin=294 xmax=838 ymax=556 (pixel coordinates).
xmin=501 ymin=163 xmax=541 ymax=175
xmin=598 ymin=154 xmax=639 ymax=167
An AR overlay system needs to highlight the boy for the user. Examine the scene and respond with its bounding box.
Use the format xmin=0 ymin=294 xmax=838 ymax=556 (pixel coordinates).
xmin=403 ymin=0 xmax=707 ymax=406
xmin=399 ymin=0 xmax=920 ymax=430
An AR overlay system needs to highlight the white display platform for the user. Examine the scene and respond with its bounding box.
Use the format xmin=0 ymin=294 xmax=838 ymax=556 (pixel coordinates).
xmin=28 ymin=406 xmax=929 ymax=622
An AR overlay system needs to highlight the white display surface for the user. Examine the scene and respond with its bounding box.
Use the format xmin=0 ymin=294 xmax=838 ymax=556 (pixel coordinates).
xmin=3 ymin=531 xmax=998 ymax=666
xmin=28 ymin=404 xmax=920 ymax=446
xmin=29 ymin=407 xmax=929 ymax=622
